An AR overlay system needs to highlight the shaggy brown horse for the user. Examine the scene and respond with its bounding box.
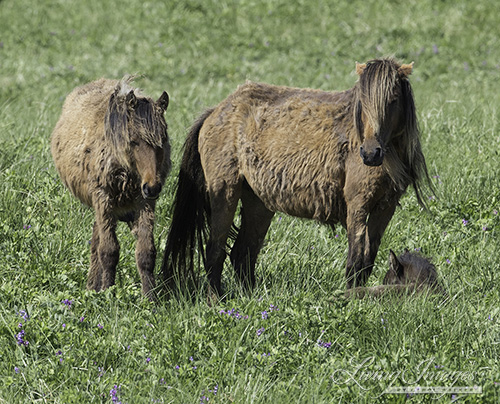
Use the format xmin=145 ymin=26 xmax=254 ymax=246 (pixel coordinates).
xmin=51 ymin=77 xmax=170 ymax=298
xmin=345 ymin=249 xmax=443 ymax=298
xmin=163 ymin=58 xmax=430 ymax=296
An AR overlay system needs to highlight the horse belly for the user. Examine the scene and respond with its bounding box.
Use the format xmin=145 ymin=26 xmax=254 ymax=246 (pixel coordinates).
xmin=242 ymin=158 xmax=345 ymax=224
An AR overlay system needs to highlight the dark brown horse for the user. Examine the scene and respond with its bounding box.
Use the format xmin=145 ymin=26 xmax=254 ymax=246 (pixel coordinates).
xmin=163 ymin=58 xmax=430 ymax=297
xmin=51 ymin=77 xmax=170 ymax=298
xmin=345 ymin=249 xmax=443 ymax=298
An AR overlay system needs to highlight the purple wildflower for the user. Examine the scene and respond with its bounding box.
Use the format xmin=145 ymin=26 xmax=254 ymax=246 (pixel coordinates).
xmin=146 ymin=357 xmax=151 ymax=364
xmin=219 ymin=308 xmax=248 ymax=320
xmin=317 ymin=340 xmax=332 ymax=348
xmin=462 ymin=218 xmax=469 ymax=226
xmin=110 ymin=384 xmax=122 ymax=403
xmin=14 ymin=366 xmax=20 ymax=374
xmin=201 ymin=385 xmax=219 ymax=403
xmin=16 ymin=329 xmax=28 ymax=346
xmin=256 ymin=327 xmax=265 ymax=337
xmin=261 ymin=311 xmax=268 ymax=320
xmin=61 ymin=299 xmax=73 ymax=308
xmin=97 ymin=324 xmax=103 ymax=329
xmin=19 ymin=310 xmax=29 ymax=321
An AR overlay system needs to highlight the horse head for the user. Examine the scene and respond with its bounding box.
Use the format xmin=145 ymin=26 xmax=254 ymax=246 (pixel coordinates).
xmin=354 ymin=59 xmax=414 ymax=167
xmin=105 ymin=82 xmax=170 ymax=200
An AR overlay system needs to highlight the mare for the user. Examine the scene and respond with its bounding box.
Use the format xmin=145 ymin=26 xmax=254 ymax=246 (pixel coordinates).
xmin=162 ymin=58 xmax=430 ymax=297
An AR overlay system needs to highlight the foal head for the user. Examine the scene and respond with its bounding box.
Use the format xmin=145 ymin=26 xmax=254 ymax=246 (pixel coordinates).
xmin=105 ymin=81 xmax=170 ymax=200
xmin=354 ymin=59 xmax=416 ymax=167
xmin=384 ymin=249 xmax=439 ymax=289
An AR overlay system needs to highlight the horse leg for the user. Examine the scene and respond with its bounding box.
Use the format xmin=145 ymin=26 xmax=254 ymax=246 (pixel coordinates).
xmin=93 ymin=203 xmax=120 ymax=290
xmin=345 ymin=206 xmax=369 ymax=289
xmin=230 ymin=185 xmax=274 ymax=291
xmin=359 ymin=203 xmax=397 ymax=285
xmin=130 ymin=203 xmax=157 ymax=299
xmin=206 ymin=188 xmax=241 ymax=298
xmin=86 ymin=220 xmax=102 ymax=291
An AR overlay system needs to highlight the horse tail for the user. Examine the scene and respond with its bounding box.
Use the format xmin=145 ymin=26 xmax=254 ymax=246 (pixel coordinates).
xmin=162 ymin=108 xmax=215 ymax=291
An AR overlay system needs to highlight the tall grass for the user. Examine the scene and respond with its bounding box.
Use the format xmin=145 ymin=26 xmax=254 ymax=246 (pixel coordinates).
xmin=1 ymin=0 xmax=499 ymax=402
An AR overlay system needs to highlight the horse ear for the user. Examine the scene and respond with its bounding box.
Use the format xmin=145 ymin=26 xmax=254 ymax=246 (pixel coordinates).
xmin=398 ymin=62 xmax=414 ymax=77
xmin=126 ymin=90 xmax=137 ymax=109
xmin=389 ymin=250 xmax=404 ymax=278
xmin=157 ymin=91 xmax=169 ymax=112
xmin=355 ymin=62 xmax=367 ymax=76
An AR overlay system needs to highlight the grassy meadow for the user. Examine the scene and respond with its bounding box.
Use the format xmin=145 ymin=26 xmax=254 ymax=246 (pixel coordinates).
xmin=1 ymin=0 xmax=500 ymax=402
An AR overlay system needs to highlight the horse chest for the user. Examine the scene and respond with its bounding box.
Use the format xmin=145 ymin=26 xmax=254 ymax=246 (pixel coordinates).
xmin=103 ymin=170 xmax=141 ymax=208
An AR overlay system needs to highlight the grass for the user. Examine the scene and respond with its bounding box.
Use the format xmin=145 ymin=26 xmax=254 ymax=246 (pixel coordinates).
xmin=1 ymin=0 xmax=500 ymax=402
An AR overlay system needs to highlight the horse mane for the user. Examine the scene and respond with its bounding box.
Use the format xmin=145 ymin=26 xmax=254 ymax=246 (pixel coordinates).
xmin=104 ymin=77 xmax=167 ymax=168
xmin=353 ymin=58 xmax=432 ymax=206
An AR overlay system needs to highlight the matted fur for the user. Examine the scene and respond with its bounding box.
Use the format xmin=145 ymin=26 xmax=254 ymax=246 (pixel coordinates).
xmin=162 ymin=58 xmax=431 ymax=296
xmin=51 ymin=77 xmax=170 ymax=298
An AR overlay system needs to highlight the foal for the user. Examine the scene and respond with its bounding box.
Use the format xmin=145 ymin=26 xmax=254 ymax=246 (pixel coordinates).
xmin=51 ymin=77 xmax=170 ymax=297
xmin=345 ymin=249 xmax=443 ymax=298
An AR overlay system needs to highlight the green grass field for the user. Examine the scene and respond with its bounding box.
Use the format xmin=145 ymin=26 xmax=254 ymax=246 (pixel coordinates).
xmin=1 ymin=0 xmax=500 ymax=402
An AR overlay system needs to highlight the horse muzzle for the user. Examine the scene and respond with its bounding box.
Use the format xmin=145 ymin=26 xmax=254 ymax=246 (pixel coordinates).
xmin=141 ymin=182 xmax=162 ymax=200
xmin=360 ymin=145 xmax=384 ymax=167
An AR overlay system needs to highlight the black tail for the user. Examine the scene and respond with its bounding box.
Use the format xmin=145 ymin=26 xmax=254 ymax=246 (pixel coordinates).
xmin=162 ymin=108 xmax=215 ymax=291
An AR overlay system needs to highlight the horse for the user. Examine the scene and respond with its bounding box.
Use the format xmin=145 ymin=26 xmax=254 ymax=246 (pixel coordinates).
xmin=162 ymin=58 xmax=431 ymax=297
xmin=51 ymin=77 xmax=170 ymax=298
xmin=344 ymin=249 xmax=443 ymax=298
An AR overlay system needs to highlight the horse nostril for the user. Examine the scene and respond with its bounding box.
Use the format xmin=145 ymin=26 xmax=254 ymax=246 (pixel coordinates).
xmin=360 ymin=145 xmax=384 ymax=166
xmin=142 ymin=183 xmax=161 ymax=200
